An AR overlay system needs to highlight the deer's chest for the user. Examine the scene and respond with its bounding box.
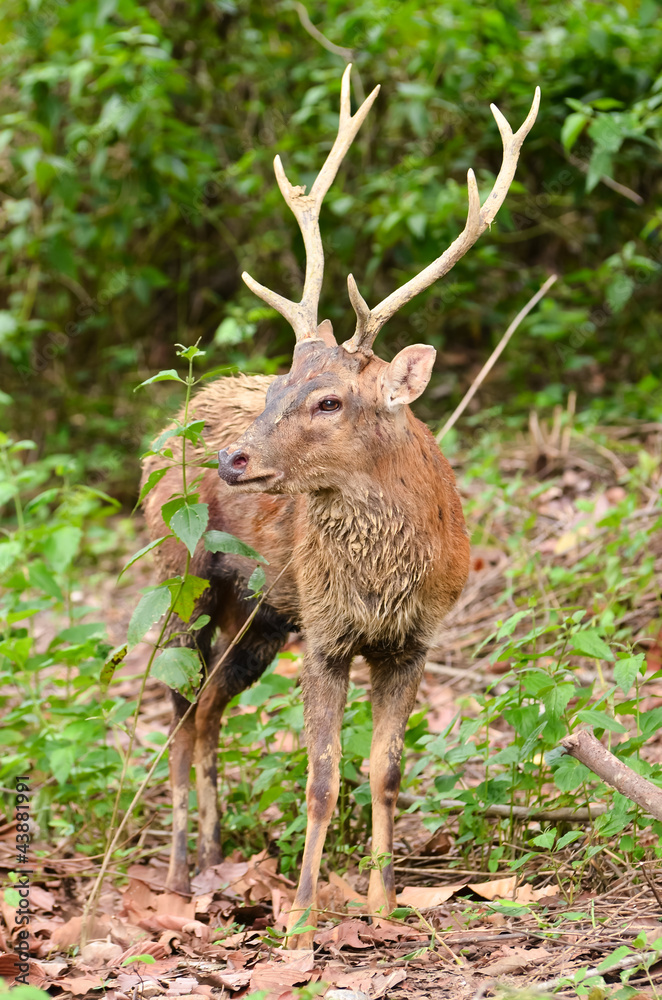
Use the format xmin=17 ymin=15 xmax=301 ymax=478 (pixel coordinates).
xmin=298 ymin=506 xmax=438 ymax=649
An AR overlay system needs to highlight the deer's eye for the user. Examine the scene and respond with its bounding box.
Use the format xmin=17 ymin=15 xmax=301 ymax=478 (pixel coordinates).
xmin=318 ymin=397 xmax=341 ymax=412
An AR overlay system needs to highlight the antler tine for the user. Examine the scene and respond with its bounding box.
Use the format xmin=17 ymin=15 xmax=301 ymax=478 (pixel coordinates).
xmin=343 ymin=86 xmax=541 ymax=355
xmin=242 ymin=64 xmax=380 ymax=343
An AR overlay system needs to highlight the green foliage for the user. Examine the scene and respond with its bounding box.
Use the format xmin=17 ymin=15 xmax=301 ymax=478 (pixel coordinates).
xmin=0 ymin=431 xmax=140 ymax=842
xmin=1 ymin=1 xmax=662 ymax=494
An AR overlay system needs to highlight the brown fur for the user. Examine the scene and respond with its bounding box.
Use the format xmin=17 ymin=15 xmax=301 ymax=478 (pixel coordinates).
xmin=142 ymin=336 xmax=470 ymax=943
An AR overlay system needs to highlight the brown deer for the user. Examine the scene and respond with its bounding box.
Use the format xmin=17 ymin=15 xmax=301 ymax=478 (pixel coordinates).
xmin=142 ymin=66 xmax=539 ymax=946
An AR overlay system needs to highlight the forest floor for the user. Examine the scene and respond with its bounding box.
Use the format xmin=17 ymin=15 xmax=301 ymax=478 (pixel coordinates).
xmin=2 ymin=414 xmax=662 ymax=1000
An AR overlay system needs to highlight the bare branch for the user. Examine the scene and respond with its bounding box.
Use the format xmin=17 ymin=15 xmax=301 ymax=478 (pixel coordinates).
xmin=560 ymin=729 xmax=662 ymax=822
xmin=436 ymin=273 xmax=558 ymax=442
xmin=294 ymin=3 xmax=353 ymax=60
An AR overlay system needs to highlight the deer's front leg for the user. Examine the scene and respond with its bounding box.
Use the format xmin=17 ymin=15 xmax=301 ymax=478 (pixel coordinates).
xmin=286 ymin=650 xmax=350 ymax=948
xmin=365 ymin=651 xmax=426 ymax=915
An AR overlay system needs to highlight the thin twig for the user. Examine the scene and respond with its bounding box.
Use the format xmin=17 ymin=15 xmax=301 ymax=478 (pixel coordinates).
xmin=562 ymin=145 xmax=644 ymax=205
xmin=436 ymin=274 xmax=558 ymax=443
xmin=294 ymin=3 xmax=353 ymax=59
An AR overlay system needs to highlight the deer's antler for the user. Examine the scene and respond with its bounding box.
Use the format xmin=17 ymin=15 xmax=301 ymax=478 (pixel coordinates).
xmin=342 ymin=87 xmax=541 ymax=355
xmin=242 ymin=64 xmax=380 ymax=343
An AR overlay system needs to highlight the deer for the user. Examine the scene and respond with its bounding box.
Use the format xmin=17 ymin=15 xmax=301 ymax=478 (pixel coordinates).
xmin=142 ymin=65 xmax=540 ymax=947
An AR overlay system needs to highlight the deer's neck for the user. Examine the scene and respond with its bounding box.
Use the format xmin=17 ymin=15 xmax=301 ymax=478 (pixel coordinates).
xmin=297 ymin=439 xmax=442 ymax=647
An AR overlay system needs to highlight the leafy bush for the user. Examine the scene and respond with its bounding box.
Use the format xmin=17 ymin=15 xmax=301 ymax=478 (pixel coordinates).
xmin=1 ymin=1 xmax=662 ymax=496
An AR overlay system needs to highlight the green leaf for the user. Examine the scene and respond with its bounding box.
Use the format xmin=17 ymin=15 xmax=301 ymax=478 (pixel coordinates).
xmin=586 ymin=147 xmax=612 ymax=193
xmin=181 ymin=419 xmax=205 ymax=442
xmin=119 ymin=535 xmax=171 ymax=578
xmin=101 ymin=643 xmax=127 ymax=693
xmin=248 ymin=565 xmax=266 ymax=594
xmin=0 ymin=540 xmax=21 ymax=574
xmin=189 ymin=614 xmax=210 ymax=631
xmin=571 ymin=629 xmax=614 ymax=661
xmin=135 ymin=369 xmax=184 ymax=389
xmin=596 ymin=946 xmax=632 ymax=972
xmin=168 ymin=574 xmax=209 ymax=623
xmin=170 ymin=502 xmax=208 ymax=555
xmin=557 ymin=830 xmax=585 ymax=849
xmin=575 ymin=710 xmax=627 ymax=733
xmin=42 ymin=526 xmax=82 ymax=571
xmin=176 ymin=343 xmax=206 ymax=361
xmin=4 ymin=887 xmax=21 ymax=906
xmin=532 ymin=829 xmax=556 ymax=850
xmin=127 ymin=587 xmax=172 ymax=649
xmin=29 ymin=560 xmax=63 ymax=600
xmin=152 ymin=646 xmax=202 ymax=700
xmin=606 ymin=274 xmax=635 ymax=313
xmin=204 ymin=530 xmax=267 ymax=563
xmin=57 ymin=622 xmax=106 ymax=643
xmin=121 ymin=954 xmax=157 ymax=966
xmin=135 ymin=466 xmax=169 ymax=508
xmin=561 ymin=112 xmax=589 ymax=151
xmin=552 ymin=756 xmax=591 ymax=792
xmin=50 ymin=745 xmax=76 ymax=785
xmin=614 ymin=654 xmax=645 ymax=695
xmin=588 ymin=115 xmax=624 ymax=154
xmin=541 ymin=681 xmax=576 ymax=717
xmin=496 ymin=610 xmax=530 ymax=639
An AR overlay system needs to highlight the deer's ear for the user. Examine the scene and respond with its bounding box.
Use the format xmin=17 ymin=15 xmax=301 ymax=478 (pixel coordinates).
xmin=382 ymin=345 xmax=436 ymax=408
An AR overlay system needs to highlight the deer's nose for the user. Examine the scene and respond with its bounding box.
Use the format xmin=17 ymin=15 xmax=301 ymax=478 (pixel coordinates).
xmin=218 ymin=448 xmax=249 ymax=484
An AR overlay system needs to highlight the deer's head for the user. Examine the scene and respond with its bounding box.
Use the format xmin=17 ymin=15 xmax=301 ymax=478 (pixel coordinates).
xmin=218 ymin=67 xmax=539 ymax=494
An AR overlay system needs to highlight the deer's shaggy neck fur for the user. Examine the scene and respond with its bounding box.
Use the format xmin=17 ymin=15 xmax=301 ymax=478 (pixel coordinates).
xmin=296 ymin=430 xmax=442 ymax=653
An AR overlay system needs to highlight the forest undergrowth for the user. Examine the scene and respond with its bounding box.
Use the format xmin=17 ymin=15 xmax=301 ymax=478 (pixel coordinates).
xmin=1 ymin=360 xmax=661 ymax=999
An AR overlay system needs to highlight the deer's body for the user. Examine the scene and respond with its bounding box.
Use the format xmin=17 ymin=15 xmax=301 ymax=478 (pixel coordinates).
xmin=142 ymin=66 xmax=540 ymax=946
xmin=144 ymin=365 xmax=469 ymax=920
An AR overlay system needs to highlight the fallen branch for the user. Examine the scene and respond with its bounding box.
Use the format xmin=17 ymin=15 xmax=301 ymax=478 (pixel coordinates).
xmin=436 ymin=273 xmax=558 ymax=443
xmin=559 ymin=729 xmax=662 ymax=822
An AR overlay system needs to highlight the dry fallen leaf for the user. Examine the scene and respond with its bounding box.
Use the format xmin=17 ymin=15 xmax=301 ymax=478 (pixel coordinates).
xmin=156 ymin=893 xmax=197 ymax=921
xmin=57 ymin=973 xmax=108 ymax=995
xmin=330 ymin=967 xmax=406 ymax=997
xmin=468 ymin=876 xmax=517 ymax=900
xmin=250 ymin=957 xmax=315 ymax=993
xmin=468 ymin=876 xmax=554 ymax=904
xmin=328 ymin=871 xmax=367 ymax=909
xmin=163 ymin=975 xmax=199 ymax=995
xmin=478 ymin=945 xmax=552 ymax=977
xmin=118 ymin=940 xmax=169 ymax=964
xmin=78 ymin=940 xmax=123 ymax=969
xmin=30 ymin=886 xmax=56 ymax=912
xmin=49 ymin=915 xmax=110 ymax=951
xmin=398 ymin=882 xmax=465 ymax=908
xmin=316 ymin=919 xmax=372 ymax=950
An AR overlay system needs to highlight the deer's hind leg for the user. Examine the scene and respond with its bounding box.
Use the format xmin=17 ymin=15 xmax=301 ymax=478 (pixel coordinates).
xmin=364 ymin=646 xmax=426 ymax=915
xmin=194 ymin=600 xmax=292 ymax=874
xmin=167 ymin=690 xmax=198 ymax=894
